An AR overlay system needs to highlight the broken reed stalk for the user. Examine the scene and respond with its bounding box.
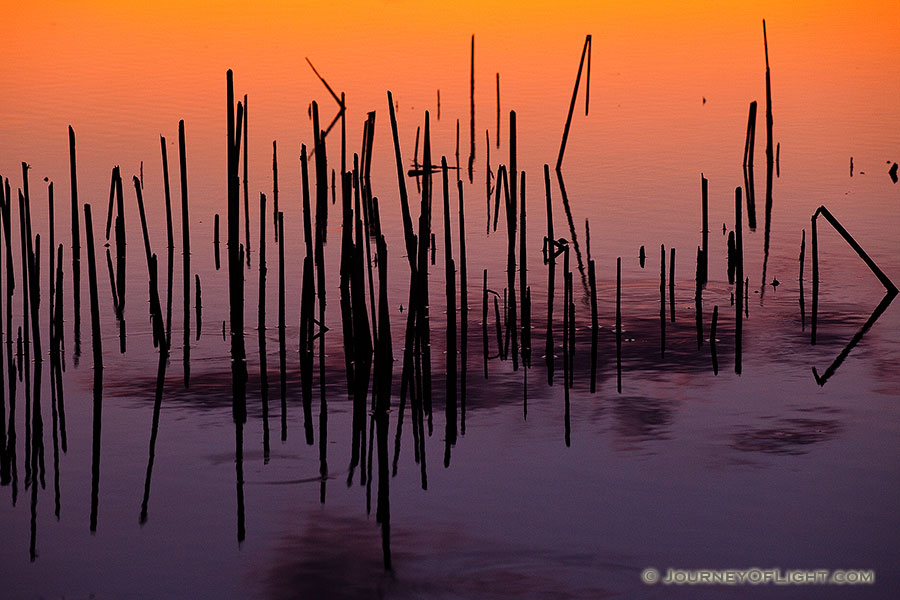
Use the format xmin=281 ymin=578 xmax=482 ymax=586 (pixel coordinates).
xmin=735 ymin=186 xmax=743 ymax=374
xmin=484 ymin=130 xmax=491 ymax=234
xmin=386 ymin=91 xmax=416 ymax=268
xmin=743 ymin=101 xmax=757 ymax=230
xmin=556 ymin=35 xmax=591 ymax=171
xmin=113 ymin=166 xmax=125 ymax=317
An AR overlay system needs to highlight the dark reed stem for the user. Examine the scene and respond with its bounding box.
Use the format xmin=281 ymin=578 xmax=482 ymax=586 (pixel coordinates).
xmin=278 ymin=211 xmax=286 ymax=441
xmin=556 ymin=35 xmax=591 ymax=171
xmin=701 ymin=174 xmax=708 ymax=285
xmin=195 ymin=275 xmax=201 ymax=340
xmin=468 ymin=34 xmax=475 ymax=183
xmin=735 ymin=187 xmax=743 ymax=374
xmin=695 ymin=246 xmax=703 ymax=349
xmin=743 ymin=101 xmax=758 ymax=230
xmin=243 ymin=94 xmax=251 ymax=267
xmin=799 ymin=229 xmax=805 ymax=331
xmin=160 ymin=136 xmax=174 ymax=249
xmin=495 ymin=72 xmax=500 ymax=148
xmin=272 ymin=141 xmax=279 ymax=242
xmin=69 ymin=127 xmax=82 ymax=362
xmin=180 ymin=119 xmax=193 ymax=380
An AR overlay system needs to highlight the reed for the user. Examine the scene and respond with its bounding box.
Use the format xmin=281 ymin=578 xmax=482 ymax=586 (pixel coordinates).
xmin=468 ymin=34 xmax=475 ymax=182
xmin=695 ymin=247 xmax=703 ymax=349
xmin=556 ymin=35 xmax=591 ymax=171
xmin=735 ymin=186 xmax=743 ymax=374
xmin=799 ymin=229 xmax=805 ymax=331
xmin=743 ymin=102 xmax=758 ymax=230
xmin=458 ymin=178 xmax=468 ymax=434
xmin=243 ymin=94 xmax=251 ymax=267
xmin=701 ymin=174 xmax=708 ymax=285
xmin=69 ymin=128 xmax=82 ymax=362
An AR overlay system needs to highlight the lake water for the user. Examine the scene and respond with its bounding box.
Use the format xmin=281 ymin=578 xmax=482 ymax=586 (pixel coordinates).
xmin=1 ymin=1 xmax=898 ymax=598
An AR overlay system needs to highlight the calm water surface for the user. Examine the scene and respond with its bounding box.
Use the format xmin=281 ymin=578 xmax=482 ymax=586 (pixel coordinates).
xmin=1 ymin=1 xmax=899 ymax=598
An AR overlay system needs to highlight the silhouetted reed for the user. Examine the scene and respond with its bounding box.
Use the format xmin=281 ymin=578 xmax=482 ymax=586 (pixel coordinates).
xmin=468 ymin=34 xmax=475 ymax=183
xmin=458 ymin=178 xmax=468 ymax=434
xmin=69 ymin=127 xmax=82 ymax=363
xmin=278 ymin=211 xmax=287 ymax=441
xmin=180 ymin=119 xmax=194 ymax=384
xmin=743 ymin=101 xmax=757 ymax=230
xmin=735 ymin=187 xmax=743 ymax=374
xmin=695 ymin=247 xmax=703 ymax=349
xmin=441 ymin=160 xmax=457 ymax=466
xmin=700 ymin=174 xmax=708 ymax=285
xmin=543 ymin=165 xmax=556 ymax=385
xmin=84 ymin=204 xmax=103 ymax=532
xmin=810 ymin=205 xmax=898 ymax=348
xmin=139 ymin=252 xmax=168 ymax=525
xmin=243 ymin=94 xmax=251 ymax=267
xmin=214 ymin=213 xmax=220 ymax=271
xmin=557 ymin=35 xmax=591 ymax=171
xmin=495 ymin=73 xmax=501 ymax=148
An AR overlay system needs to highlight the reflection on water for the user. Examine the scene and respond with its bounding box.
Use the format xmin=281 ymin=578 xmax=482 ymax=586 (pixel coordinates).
xmin=1 ymin=3 xmax=900 ymax=599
